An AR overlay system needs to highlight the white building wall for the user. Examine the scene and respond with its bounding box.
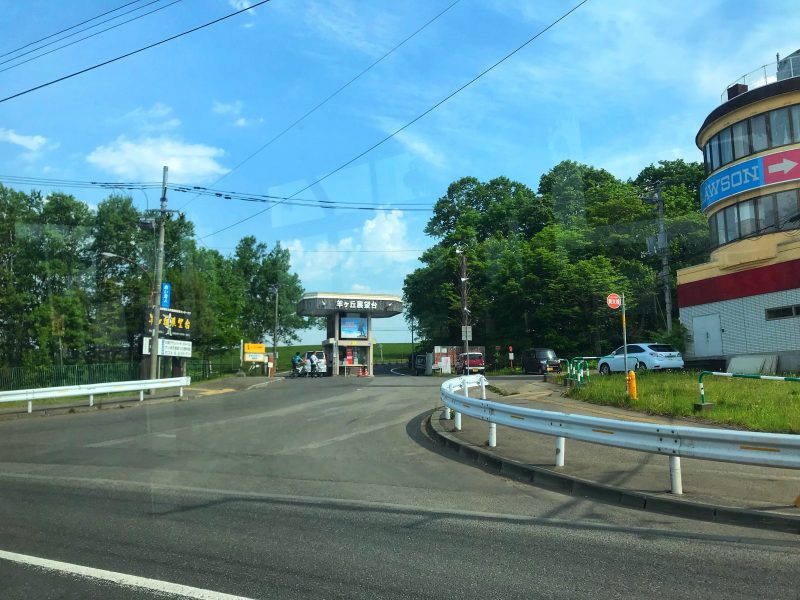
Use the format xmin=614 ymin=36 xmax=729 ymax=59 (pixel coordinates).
xmin=679 ymin=288 xmax=800 ymax=358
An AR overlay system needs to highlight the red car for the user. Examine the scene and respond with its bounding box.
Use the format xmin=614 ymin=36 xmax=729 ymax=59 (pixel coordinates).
xmin=456 ymin=352 xmax=485 ymax=375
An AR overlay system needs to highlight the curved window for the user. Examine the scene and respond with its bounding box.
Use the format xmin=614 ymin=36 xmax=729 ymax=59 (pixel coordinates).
xmin=709 ymin=189 xmax=800 ymax=249
xmin=703 ymin=103 xmax=800 ymax=174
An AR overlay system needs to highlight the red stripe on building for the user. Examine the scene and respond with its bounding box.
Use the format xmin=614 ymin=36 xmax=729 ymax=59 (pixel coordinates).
xmin=677 ymin=258 xmax=800 ymax=308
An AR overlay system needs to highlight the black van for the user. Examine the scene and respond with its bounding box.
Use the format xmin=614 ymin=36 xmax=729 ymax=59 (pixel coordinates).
xmin=521 ymin=348 xmax=561 ymax=374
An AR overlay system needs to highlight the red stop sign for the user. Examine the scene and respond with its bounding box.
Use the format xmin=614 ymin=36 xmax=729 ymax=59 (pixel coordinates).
xmin=607 ymin=293 xmax=622 ymax=310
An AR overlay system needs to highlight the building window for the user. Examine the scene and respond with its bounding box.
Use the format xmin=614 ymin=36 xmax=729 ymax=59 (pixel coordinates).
xmin=750 ymin=114 xmax=769 ymax=152
xmin=756 ymin=194 xmax=777 ymax=234
xmin=709 ymin=213 xmax=718 ymax=247
xmin=765 ymin=305 xmax=796 ymax=320
xmin=738 ymin=199 xmax=756 ymax=237
xmin=770 ymin=108 xmax=792 ymax=147
xmin=724 ymin=204 xmax=739 ymax=241
xmin=732 ymin=120 xmax=750 ymax=159
xmin=792 ymin=105 xmax=800 ymax=143
xmin=716 ymin=209 xmax=727 ymax=245
xmin=710 ymin=134 xmax=721 ymax=171
xmin=776 ymin=189 xmax=799 ymax=229
xmin=718 ymin=126 xmax=733 ymax=165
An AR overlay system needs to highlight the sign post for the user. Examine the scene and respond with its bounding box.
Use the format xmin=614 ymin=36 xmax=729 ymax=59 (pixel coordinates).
xmin=607 ymin=293 xmax=629 ymax=396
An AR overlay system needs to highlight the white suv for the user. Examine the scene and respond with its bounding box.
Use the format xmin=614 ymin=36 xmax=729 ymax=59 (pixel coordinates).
xmin=303 ymin=350 xmax=327 ymax=376
xmin=597 ymin=343 xmax=683 ymax=374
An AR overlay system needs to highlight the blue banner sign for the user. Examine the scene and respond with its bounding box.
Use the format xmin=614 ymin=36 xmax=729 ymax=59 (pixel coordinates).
xmin=161 ymin=282 xmax=171 ymax=309
xmin=701 ymin=156 xmax=763 ymax=211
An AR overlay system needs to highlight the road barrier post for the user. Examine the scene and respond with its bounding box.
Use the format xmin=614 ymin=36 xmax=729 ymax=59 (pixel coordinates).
xmin=454 ymin=377 xmax=466 ymax=431
xmin=89 ymin=394 xmax=94 ymax=407
xmin=555 ymin=436 xmax=566 ymax=467
xmin=669 ymin=456 xmax=683 ymax=495
xmin=483 ymin=378 xmax=496 ymax=447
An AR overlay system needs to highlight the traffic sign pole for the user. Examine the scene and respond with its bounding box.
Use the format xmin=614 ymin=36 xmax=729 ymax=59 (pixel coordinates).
xmin=622 ymin=293 xmax=629 ymax=397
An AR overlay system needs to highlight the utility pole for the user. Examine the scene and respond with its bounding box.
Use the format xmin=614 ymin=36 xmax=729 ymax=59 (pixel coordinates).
xmin=644 ymin=183 xmax=672 ymax=332
xmin=149 ymin=166 xmax=168 ymax=387
xmin=270 ymin=284 xmax=279 ymax=376
xmin=457 ymin=247 xmax=470 ymax=371
xmin=656 ymin=184 xmax=672 ymax=332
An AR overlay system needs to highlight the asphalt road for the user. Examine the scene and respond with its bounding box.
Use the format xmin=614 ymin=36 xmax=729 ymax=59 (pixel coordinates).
xmin=0 ymin=372 xmax=797 ymax=599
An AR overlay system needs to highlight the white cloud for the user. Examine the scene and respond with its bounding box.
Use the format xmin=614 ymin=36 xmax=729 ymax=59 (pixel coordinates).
xmin=86 ymin=136 xmax=229 ymax=182
xmin=212 ymin=100 xmax=243 ymax=116
xmin=301 ymin=0 xmax=397 ymax=55
xmin=284 ymin=210 xmax=416 ymax=289
xmin=125 ymin=103 xmax=181 ymax=132
xmin=351 ymin=283 xmax=371 ymax=293
xmin=362 ymin=210 xmax=414 ymax=263
xmin=0 ymin=128 xmax=47 ymax=151
xmin=229 ymin=0 xmax=255 ymax=14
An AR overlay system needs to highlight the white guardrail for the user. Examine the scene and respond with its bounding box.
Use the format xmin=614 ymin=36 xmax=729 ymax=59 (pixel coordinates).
xmin=0 ymin=377 xmax=191 ymax=414
xmin=441 ymin=375 xmax=800 ymax=495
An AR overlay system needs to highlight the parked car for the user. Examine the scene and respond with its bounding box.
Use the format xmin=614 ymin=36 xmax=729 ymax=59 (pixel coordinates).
xmin=521 ymin=348 xmax=562 ymax=374
xmin=303 ymin=350 xmax=327 ymax=376
xmin=597 ymin=343 xmax=684 ymax=375
xmin=456 ymin=352 xmax=485 ymax=375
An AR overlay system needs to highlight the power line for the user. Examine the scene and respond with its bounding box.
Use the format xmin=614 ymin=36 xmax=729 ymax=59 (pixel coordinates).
xmin=200 ymin=0 xmax=591 ymax=239
xmin=0 ymin=174 xmax=433 ymax=211
xmin=0 ymin=0 xmax=273 ymax=105
xmin=0 ymin=0 xmax=184 ymax=75
xmin=0 ymin=0 xmax=149 ymax=59
xmin=179 ymin=0 xmax=463 ymax=210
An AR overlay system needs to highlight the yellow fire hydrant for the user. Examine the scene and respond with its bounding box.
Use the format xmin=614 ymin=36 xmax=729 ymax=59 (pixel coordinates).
xmin=626 ymin=370 xmax=638 ymax=400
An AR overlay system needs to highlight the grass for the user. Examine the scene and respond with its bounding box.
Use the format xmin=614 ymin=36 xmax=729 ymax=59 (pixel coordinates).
xmin=566 ymin=370 xmax=800 ymax=434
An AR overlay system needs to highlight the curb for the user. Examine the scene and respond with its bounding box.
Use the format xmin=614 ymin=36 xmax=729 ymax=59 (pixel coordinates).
xmin=426 ymin=410 xmax=800 ymax=534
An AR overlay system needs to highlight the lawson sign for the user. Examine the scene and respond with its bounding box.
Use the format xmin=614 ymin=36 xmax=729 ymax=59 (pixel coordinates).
xmin=701 ymin=148 xmax=800 ymax=211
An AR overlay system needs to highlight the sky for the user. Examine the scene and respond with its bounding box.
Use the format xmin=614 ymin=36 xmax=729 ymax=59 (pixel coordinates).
xmin=1 ymin=0 xmax=800 ymax=346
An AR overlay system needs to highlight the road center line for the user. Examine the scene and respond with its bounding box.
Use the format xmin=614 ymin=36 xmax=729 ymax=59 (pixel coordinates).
xmin=0 ymin=548 xmax=255 ymax=600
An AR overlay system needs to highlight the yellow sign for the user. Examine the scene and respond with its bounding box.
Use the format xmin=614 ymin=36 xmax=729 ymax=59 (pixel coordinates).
xmin=244 ymin=343 xmax=265 ymax=353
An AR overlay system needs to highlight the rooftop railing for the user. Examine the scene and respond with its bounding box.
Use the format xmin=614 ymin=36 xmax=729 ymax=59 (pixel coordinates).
xmin=721 ymin=55 xmax=800 ymax=104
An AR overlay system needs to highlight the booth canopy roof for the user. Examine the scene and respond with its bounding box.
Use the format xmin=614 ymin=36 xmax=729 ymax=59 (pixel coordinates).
xmin=296 ymin=292 xmax=403 ymax=317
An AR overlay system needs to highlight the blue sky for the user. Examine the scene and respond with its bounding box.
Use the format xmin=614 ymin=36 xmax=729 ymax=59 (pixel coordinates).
xmin=1 ymin=0 xmax=799 ymax=345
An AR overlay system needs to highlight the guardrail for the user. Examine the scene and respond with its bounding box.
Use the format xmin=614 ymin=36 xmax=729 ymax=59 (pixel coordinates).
xmin=440 ymin=375 xmax=800 ymax=495
xmin=698 ymin=370 xmax=800 ymax=406
xmin=0 ymin=377 xmax=191 ymax=414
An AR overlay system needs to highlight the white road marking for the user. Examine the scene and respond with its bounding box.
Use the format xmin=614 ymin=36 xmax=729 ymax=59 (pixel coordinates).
xmin=274 ymin=416 xmax=411 ymax=454
xmin=0 ymin=548 xmax=255 ymax=600
xmin=85 ymin=392 xmax=365 ymax=448
xmin=390 ymin=367 xmax=408 ymax=376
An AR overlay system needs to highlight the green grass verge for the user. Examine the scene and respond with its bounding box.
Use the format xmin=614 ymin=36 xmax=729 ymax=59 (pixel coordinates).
xmin=567 ymin=370 xmax=800 ymax=433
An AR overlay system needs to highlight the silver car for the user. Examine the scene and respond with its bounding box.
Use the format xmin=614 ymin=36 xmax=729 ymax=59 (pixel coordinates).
xmin=597 ymin=343 xmax=684 ymax=374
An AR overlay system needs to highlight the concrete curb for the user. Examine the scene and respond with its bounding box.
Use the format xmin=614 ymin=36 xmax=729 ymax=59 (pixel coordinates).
xmin=425 ymin=410 xmax=800 ymax=534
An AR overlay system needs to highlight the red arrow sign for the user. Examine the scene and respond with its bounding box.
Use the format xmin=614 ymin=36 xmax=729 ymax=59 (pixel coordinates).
xmin=763 ymin=148 xmax=800 ymax=185
xmin=607 ymin=293 xmax=622 ymax=310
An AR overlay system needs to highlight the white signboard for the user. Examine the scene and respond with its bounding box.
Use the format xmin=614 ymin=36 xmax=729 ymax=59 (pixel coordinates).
xmin=461 ymin=325 xmax=472 ymax=341
xmin=143 ymin=337 xmax=193 ymax=358
xmin=244 ymin=352 xmax=266 ymax=362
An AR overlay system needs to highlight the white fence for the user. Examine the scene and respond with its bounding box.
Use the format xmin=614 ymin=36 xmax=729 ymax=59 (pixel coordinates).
xmin=0 ymin=377 xmax=191 ymax=414
xmin=440 ymin=375 xmax=800 ymax=495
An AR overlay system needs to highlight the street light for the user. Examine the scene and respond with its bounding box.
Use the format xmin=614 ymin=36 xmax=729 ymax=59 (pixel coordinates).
xmin=99 ymin=252 xmax=154 ymax=305
xmin=99 ymin=251 xmax=159 ymax=382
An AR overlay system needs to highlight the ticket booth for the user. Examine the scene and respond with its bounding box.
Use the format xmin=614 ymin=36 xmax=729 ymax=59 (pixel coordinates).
xmin=296 ymin=292 xmax=403 ymax=376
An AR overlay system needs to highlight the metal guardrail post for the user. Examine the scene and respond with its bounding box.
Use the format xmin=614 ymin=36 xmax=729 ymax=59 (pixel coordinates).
xmin=89 ymin=394 xmax=94 ymax=407
xmin=455 ymin=377 xmax=465 ymax=431
xmin=555 ymin=436 xmax=565 ymax=467
xmin=669 ymin=456 xmax=683 ymax=495
xmin=482 ymin=378 xmax=496 ymax=447
xmin=139 ymin=390 xmax=144 ymax=402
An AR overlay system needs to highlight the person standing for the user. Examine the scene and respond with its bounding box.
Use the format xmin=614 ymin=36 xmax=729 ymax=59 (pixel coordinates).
xmin=309 ymin=352 xmax=319 ymax=377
